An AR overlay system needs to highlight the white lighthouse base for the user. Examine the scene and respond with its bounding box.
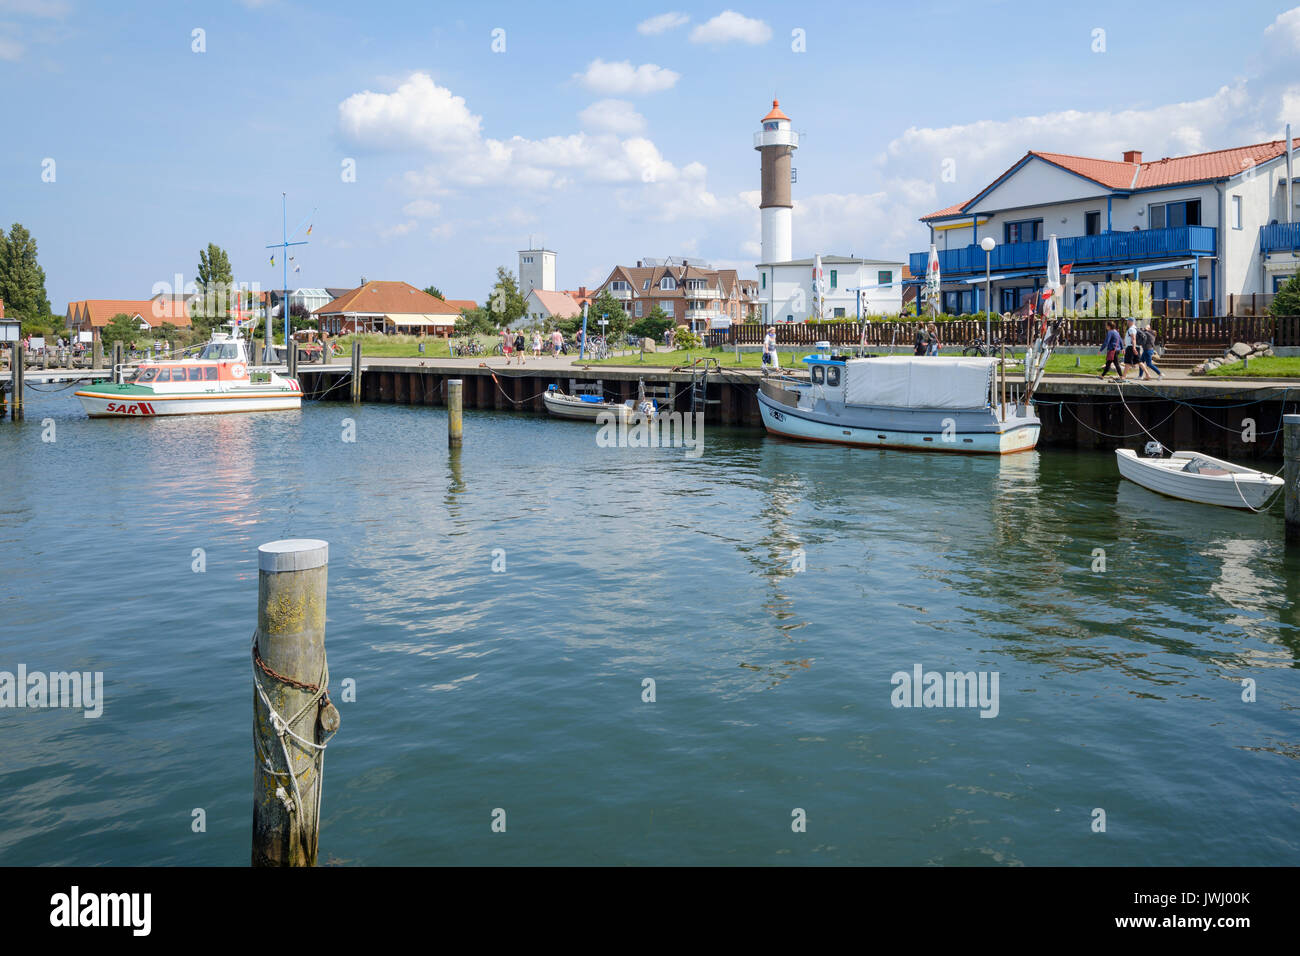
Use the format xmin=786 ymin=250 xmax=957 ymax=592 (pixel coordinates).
xmin=761 ymin=207 xmax=792 ymax=264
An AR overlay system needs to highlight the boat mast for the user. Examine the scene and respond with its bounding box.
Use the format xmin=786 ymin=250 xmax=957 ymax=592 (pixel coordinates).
xmin=265 ymin=194 xmax=312 ymax=364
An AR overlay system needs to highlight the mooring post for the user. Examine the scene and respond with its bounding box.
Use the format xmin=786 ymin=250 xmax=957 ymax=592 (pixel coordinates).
xmin=350 ymin=340 xmax=362 ymax=403
xmin=12 ymin=345 xmax=24 ymax=420
xmin=1285 ymin=415 xmax=1300 ymax=542
xmin=448 ymin=378 xmax=463 ymax=446
xmin=287 ymin=339 xmax=297 ymax=380
xmin=92 ymin=335 xmax=103 ymax=372
xmin=252 ymin=539 xmax=338 ymax=867
xmin=112 ymin=341 xmax=124 ymax=384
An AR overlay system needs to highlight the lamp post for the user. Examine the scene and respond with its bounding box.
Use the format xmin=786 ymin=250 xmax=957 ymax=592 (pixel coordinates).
xmin=980 ymin=236 xmax=996 ymax=352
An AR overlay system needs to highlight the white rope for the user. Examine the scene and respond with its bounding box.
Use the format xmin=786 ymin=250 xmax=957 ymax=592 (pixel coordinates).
xmin=250 ymin=630 xmax=336 ymax=855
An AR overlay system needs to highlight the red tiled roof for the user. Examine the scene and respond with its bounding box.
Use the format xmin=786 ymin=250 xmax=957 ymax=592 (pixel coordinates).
xmin=921 ymin=138 xmax=1298 ymax=219
xmin=68 ymin=299 xmax=193 ymax=329
xmin=442 ymin=299 xmax=478 ymax=313
xmin=314 ymin=281 xmax=461 ymax=316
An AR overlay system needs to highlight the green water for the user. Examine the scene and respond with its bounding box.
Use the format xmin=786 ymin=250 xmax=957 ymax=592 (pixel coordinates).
xmin=1 ymin=389 xmax=1297 ymax=865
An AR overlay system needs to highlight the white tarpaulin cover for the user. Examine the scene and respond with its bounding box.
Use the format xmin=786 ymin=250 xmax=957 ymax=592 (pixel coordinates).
xmin=843 ymin=356 xmax=995 ymax=409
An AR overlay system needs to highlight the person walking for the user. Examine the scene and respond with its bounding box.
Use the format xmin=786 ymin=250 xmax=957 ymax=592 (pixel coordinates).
xmin=531 ymin=331 xmax=542 ymax=358
xmin=513 ymin=329 xmax=526 ymax=365
xmin=913 ymin=324 xmax=927 ymax=356
xmin=762 ymin=326 xmax=779 ymax=372
xmin=500 ymin=327 xmax=512 ymax=358
xmin=551 ymin=328 xmax=563 ymax=358
xmin=926 ymin=322 xmax=941 ymax=356
xmin=1099 ymin=320 xmax=1124 ymax=379
xmin=1121 ymin=317 xmax=1141 ymax=380
xmin=1136 ymin=323 xmax=1163 ymax=380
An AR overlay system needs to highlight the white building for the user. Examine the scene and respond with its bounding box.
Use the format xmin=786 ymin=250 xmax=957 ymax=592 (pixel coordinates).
xmin=522 ymin=288 xmax=581 ymax=328
xmin=912 ymin=133 xmax=1300 ymax=316
xmin=518 ymin=246 xmax=556 ymax=297
xmin=751 ymin=100 xmax=905 ymax=320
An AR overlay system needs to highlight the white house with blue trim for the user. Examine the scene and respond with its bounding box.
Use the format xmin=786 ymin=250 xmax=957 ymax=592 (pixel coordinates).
xmin=908 ymin=136 xmax=1300 ymax=317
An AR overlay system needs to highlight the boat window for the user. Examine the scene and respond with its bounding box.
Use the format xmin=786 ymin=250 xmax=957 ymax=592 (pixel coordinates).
xmin=826 ymin=366 xmax=841 ymax=387
xmin=204 ymin=367 xmax=218 ymax=381
xmin=188 ymin=367 xmax=204 ymax=381
xmin=138 ymin=367 xmax=159 ymax=383
xmin=811 ymin=366 xmax=825 ymax=384
xmin=154 ymin=368 xmax=171 ymax=382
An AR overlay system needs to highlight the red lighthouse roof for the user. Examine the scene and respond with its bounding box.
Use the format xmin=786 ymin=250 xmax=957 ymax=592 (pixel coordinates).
xmin=762 ymin=99 xmax=789 ymax=122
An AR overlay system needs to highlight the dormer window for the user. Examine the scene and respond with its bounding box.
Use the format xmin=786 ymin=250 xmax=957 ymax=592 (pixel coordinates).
xmin=642 ymin=279 xmax=650 ymax=290
xmin=660 ymin=276 xmax=676 ymax=290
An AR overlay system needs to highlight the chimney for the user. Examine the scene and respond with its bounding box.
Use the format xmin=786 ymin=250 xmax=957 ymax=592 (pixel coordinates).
xmin=636 ymin=260 xmax=642 ymax=268
xmin=1123 ymin=150 xmax=1142 ymax=164
xmin=578 ymin=286 xmax=587 ymax=297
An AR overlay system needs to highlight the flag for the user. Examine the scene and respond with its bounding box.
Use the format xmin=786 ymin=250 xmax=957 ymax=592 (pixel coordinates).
xmin=294 ymin=264 xmax=301 ymax=273
xmin=270 ymin=254 xmax=275 ymax=266
xmin=306 ymin=224 xmax=313 ymax=235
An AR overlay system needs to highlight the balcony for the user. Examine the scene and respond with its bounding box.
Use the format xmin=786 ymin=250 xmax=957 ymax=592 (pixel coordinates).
xmin=909 ymin=226 xmax=1218 ymax=278
xmin=1261 ymin=222 xmax=1300 ymax=255
xmin=608 ymin=287 xmax=633 ymax=300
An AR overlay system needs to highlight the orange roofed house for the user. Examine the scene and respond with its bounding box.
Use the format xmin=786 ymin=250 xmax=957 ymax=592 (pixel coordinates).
xmin=67 ymin=297 xmax=193 ymax=339
xmin=910 ymin=137 xmax=1300 ymax=317
xmin=313 ymin=281 xmax=463 ymax=336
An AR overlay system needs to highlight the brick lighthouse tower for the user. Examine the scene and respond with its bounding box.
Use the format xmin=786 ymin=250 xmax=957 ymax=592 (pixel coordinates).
xmin=754 ymin=99 xmax=798 ymax=263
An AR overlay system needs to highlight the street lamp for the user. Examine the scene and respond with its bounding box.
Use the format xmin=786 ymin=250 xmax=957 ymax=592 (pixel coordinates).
xmin=980 ymin=236 xmax=996 ymax=352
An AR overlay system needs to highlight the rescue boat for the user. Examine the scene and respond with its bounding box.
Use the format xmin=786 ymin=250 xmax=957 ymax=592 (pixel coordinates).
xmin=75 ymin=331 xmax=301 ymax=418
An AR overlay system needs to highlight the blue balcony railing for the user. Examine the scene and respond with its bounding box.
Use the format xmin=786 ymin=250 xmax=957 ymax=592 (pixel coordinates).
xmin=1260 ymin=222 xmax=1300 ymax=255
xmin=909 ymin=226 xmax=1218 ymax=278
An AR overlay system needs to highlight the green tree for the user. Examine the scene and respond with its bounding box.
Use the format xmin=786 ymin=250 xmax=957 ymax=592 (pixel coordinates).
xmin=629 ymin=305 xmax=673 ymax=341
xmin=423 ymin=285 xmax=445 ymax=300
xmin=484 ymin=266 xmax=525 ymax=327
xmin=0 ymin=223 xmax=52 ymax=321
xmin=588 ymin=289 xmax=628 ymax=338
xmin=1271 ymin=274 xmax=1300 ymax=317
xmin=103 ymin=312 xmax=141 ymax=347
xmin=195 ymin=242 xmax=234 ymax=332
xmin=455 ymin=306 xmax=497 ymax=336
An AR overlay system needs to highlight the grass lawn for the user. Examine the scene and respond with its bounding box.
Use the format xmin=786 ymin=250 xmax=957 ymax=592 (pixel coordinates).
xmin=1206 ymin=356 xmax=1300 ymax=378
xmin=333 ymin=333 xmax=500 ymax=358
xmin=585 ymin=347 xmax=804 ymax=368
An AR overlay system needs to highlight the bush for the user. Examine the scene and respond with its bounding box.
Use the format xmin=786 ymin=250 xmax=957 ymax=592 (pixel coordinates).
xmin=674 ymin=327 xmax=702 ymax=350
xmin=1271 ymin=274 xmax=1300 ymax=317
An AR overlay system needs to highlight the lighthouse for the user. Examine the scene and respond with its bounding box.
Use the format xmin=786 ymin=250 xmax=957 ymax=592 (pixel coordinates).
xmin=754 ymin=99 xmax=798 ymax=263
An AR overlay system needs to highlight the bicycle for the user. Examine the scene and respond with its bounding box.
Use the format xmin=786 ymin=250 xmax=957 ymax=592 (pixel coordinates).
xmin=962 ymin=336 xmax=1012 ymax=360
xmin=586 ymin=336 xmax=611 ymax=360
xmin=453 ymin=339 xmax=483 ymax=357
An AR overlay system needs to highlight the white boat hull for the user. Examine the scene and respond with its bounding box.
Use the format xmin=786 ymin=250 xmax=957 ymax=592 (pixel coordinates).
xmin=1116 ymin=449 xmax=1282 ymax=510
xmin=542 ymin=391 xmax=633 ymax=423
xmin=76 ymin=390 xmax=301 ymax=417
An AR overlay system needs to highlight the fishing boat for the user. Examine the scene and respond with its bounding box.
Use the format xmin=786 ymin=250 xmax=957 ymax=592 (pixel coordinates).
xmin=542 ymin=385 xmax=655 ymax=423
xmin=75 ymin=327 xmax=301 ymax=418
xmin=758 ymin=354 xmax=1041 ymax=453
xmin=1115 ymin=448 xmax=1283 ymax=510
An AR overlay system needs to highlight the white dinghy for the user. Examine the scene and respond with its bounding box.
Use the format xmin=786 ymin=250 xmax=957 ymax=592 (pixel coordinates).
xmin=1116 ymin=448 xmax=1283 ymax=510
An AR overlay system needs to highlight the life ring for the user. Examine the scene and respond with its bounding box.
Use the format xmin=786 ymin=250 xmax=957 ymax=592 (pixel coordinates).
xmin=231 ymin=362 xmax=247 ymax=378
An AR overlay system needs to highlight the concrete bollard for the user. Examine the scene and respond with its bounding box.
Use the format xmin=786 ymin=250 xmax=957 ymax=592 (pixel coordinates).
xmin=448 ymin=378 xmax=463 ymax=446
xmin=350 ymin=341 xmax=362 ymax=404
xmin=1285 ymin=415 xmax=1300 ymax=541
xmin=251 ymin=539 xmax=339 ymax=867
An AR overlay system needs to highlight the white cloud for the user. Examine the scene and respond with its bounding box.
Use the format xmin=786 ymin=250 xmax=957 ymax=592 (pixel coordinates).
xmin=689 ymin=10 xmax=771 ymax=45
xmin=402 ymin=199 xmax=441 ymax=218
xmin=578 ymin=99 xmax=646 ymax=135
xmin=574 ymin=58 xmax=679 ymax=95
xmin=338 ymin=73 xmax=483 ymax=153
xmin=1264 ymin=7 xmax=1300 ymax=53
xmin=0 ymin=31 xmax=23 ymax=60
xmin=637 ymin=12 xmax=689 ymax=35
xmin=380 ymin=220 xmax=417 ymax=239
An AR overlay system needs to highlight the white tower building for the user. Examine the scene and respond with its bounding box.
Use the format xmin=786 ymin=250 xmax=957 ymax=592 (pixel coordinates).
xmin=754 ymin=100 xmax=798 ymax=264
xmin=518 ymin=246 xmax=556 ymax=296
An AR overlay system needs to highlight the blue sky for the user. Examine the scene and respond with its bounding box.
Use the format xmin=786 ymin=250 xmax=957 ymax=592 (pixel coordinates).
xmin=3 ymin=0 xmax=1299 ymax=311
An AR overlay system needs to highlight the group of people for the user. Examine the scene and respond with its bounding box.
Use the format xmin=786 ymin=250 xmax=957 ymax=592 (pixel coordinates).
xmin=496 ymin=327 xmax=579 ymax=364
xmin=1099 ymin=317 xmax=1163 ymax=380
xmin=912 ymin=323 xmax=942 ymax=356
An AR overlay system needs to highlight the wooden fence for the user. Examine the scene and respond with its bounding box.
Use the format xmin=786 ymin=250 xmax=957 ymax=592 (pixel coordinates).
xmin=727 ymin=315 xmax=1300 ymax=348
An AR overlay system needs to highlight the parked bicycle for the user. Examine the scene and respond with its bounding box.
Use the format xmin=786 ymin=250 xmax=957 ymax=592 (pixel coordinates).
xmin=962 ymin=336 xmax=1013 ymax=360
xmin=453 ymin=338 xmax=484 ymax=357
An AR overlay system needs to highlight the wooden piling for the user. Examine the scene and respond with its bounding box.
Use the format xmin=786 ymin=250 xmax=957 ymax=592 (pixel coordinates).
xmin=350 ymin=341 xmax=361 ymax=403
xmin=112 ymin=341 xmax=124 ymax=384
xmin=448 ymin=378 xmax=463 ymax=446
xmin=11 ymin=345 xmax=23 ymax=420
xmin=251 ymin=539 xmax=338 ymax=867
xmin=1285 ymin=415 xmax=1300 ymax=541
xmin=92 ymin=336 xmax=103 ymax=373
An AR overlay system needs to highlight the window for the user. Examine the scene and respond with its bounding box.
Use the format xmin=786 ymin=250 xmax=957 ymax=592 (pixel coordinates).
xmin=1085 ymin=211 xmax=1101 ymax=235
xmin=138 ymin=368 xmax=159 ymax=383
xmin=1231 ymin=195 xmax=1243 ymax=230
xmin=833 ymin=307 xmax=845 ymax=317
xmin=1152 ymin=279 xmax=1192 ymax=300
xmin=761 ymin=273 xmax=766 ymax=289
xmin=204 ymin=367 xmax=217 ymax=381
xmin=155 ymin=368 xmax=171 ymax=382
xmin=634 ymin=301 xmax=643 ymax=317
xmin=1148 ymin=199 xmax=1200 ymax=229
xmin=1275 ymin=274 xmax=1297 ymax=292
xmin=660 ymin=276 xmax=676 ymax=290
xmin=1004 ymin=219 xmax=1043 ymax=244
xmin=663 ymin=301 xmax=675 ymax=315
xmin=811 ymin=365 xmax=825 ymax=384
xmin=188 ymin=367 xmax=203 ymax=381
xmin=829 ymin=269 xmax=837 ymax=289
xmin=642 ymin=279 xmax=650 ymax=290
xmin=877 ymin=270 xmax=892 ymax=286
xmin=826 ymin=366 xmax=841 ymax=387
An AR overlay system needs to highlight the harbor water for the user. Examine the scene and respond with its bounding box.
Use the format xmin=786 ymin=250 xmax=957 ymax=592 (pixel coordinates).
xmin=1 ymin=389 xmax=1298 ymax=865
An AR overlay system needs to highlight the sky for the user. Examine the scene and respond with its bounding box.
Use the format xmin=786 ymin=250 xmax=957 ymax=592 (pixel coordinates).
xmin=3 ymin=0 xmax=1300 ymax=312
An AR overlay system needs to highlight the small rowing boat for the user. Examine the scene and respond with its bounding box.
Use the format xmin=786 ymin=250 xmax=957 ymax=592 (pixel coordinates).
xmin=1115 ymin=449 xmax=1283 ymax=510
xmin=542 ymin=385 xmax=655 ymax=423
